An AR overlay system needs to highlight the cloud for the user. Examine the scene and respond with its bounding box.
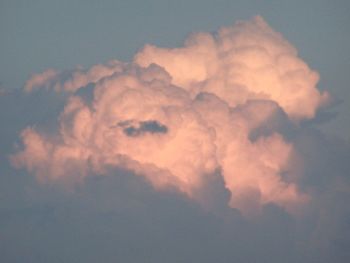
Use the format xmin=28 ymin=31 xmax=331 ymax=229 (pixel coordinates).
xmin=24 ymin=60 xmax=127 ymax=93
xmin=11 ymin=16 xmax=333 ymax=216
xmin=12 ymin=64 xmax=308 ymax=215
xmin=2 ymin=16 xmax=350 ymax=262
xmin=135 ymin=16 xmax=330 ymax=121
xmin=0 ymin=164 xmax=299 ymax=263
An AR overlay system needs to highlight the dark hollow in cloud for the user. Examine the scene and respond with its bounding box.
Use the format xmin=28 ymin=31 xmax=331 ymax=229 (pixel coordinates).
xmin=118 ymin=120 xmax=168 ymax=137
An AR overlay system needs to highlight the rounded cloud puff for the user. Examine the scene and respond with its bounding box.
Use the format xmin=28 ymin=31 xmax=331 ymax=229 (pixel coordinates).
xmin=135 ymin=16 xmax=329 ymax=120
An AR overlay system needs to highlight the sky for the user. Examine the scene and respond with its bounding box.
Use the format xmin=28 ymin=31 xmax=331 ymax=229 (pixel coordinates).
xmin=1 ymin=1 xmax=350 ymax=262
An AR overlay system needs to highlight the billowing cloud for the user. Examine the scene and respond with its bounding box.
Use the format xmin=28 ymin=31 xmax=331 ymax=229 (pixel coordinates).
xmin=135 ymin=16 xmax=330 ymax=120
xmin=11 ymin=16 xmax=330 ymax=216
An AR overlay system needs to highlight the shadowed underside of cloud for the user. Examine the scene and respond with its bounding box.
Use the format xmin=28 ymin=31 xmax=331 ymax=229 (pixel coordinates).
xmin=1 ymin=16 xmax=349 ymax=263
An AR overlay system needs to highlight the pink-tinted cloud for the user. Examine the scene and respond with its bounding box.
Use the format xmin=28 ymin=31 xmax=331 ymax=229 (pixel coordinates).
xmin=135 ymin=16 xmax=329 ymax=120
xmin=25 ymin=60 xmax=126 ymax=93
xmin=13 ymin=16 xmax=329 ymax=216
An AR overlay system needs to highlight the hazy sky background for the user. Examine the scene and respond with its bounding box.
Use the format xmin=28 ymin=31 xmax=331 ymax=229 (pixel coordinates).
xmin=1 ymin=0 xmax=350 ymax=137
xmin=1 ymin=1 xmax=350 ymax=263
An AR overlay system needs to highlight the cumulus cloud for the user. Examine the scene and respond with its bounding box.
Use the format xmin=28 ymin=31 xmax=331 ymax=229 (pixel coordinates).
xmin=11 ymin=16 xmax=332 ymax=216
xmin=135 ymin=16 xmax=330 ymax=120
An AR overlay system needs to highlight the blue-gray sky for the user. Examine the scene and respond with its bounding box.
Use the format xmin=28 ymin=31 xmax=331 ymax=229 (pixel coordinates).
xmin=1 ymin=1 xmax=350 ymax=263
